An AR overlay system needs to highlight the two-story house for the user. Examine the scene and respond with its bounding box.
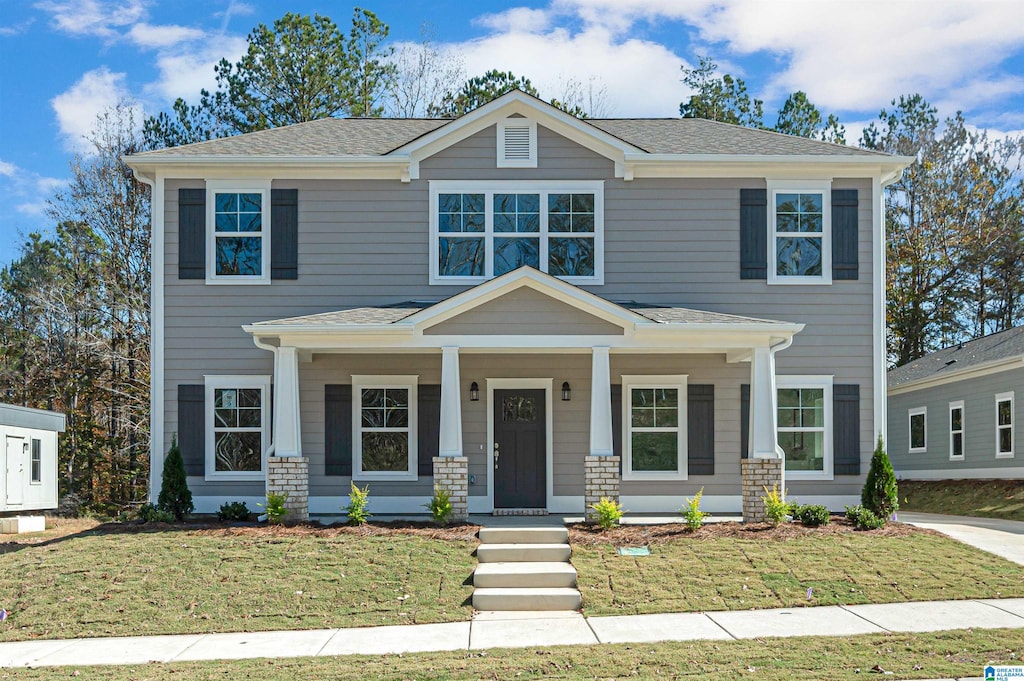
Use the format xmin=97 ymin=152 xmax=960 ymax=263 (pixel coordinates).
xmin=125 ymin=91 xmax=910 ymax=522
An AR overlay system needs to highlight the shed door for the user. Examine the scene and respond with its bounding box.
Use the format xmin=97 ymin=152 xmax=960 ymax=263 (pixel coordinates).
xmin=6 ymin=436 xmax=25 ymax=506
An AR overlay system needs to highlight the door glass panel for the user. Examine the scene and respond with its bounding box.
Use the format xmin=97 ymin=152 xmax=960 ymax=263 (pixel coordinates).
xmin=503 ymin=395 xmax=537 ymax=422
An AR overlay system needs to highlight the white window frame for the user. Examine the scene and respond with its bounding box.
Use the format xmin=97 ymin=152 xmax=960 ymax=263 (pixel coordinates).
xmin=429 ymin=180 xmax=605 ymax=286
xmin=766 ymin=180 xmax=832 ymax=285
xmin=776 ymin=375 xmax=833 ymax=481
xmin=352 ymin=375 xmax=419 ymax=481
xmin=621 ymin=374 xmax=688 ymax=481
xmin=29 ymin=438 xmax=41 ymax=485
xmin=949 ymin=400 xmax=965 ymax=461
xmin=496 ymin=119 xmax=537 ymax=168
xmin=908 ymin=406 xmax=927 ymax=453
xmin=996 ymin=391 xmax=1015 ymax=459
xmin=204 ymin=375 xmax=271 ymax=481
xmin=205 ymin=179 xmax=272 ymax=285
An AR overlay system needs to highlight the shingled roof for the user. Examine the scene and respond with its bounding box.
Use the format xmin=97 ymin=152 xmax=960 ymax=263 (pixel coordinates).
xmin=888 ymin=326 xmax=1024 ymax=389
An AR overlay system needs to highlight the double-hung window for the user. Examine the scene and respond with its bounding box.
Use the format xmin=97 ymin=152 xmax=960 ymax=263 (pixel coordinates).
xmin=767 ymin=181 xmax=832 ymax=284
xmin=430 ymin=181 xmax=603 ymax=284
xmin=30 ymin=438 xmax=41 ymax=484
xmin=353 ymin=375 xmax=418 ymax=480
xmin=949 ymin=401 xmax=964 ymax=461
xmin=776 ymin=376 xmax=833 ymax=480
xmin=206 ymin=180 xmax=271 ymax=283
xmin=909 ymin=406 xmax=927 ymax=453
xmin=621 ymin=375 xmax=687 ymax=481
xmin=996 ymin=391 xmax=1015 ymax=458
xmin=205 ymin=375 xmax=271 ymax=481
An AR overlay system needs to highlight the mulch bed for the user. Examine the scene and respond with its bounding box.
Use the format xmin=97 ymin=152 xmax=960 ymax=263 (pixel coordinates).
xmin=80 ymin=519 xmax=484 ymax=542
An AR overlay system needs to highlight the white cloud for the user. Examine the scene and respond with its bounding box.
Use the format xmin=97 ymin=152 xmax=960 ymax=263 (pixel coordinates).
xmin=143 ymin=35 xmax=248 ymax=103
xmin=475 ymin=7 xmax=554 ymax=33
xmin=51 ymin=67 xmax=132 ymax=152
xmin=0 ymin=18 xmax=36 ymax=37
xmin=0 ymin=160 xmax=17 ymax=177
xmin=0 ymin=159 xmax=65 ymax=217
xmin=127 ymin=22 xmax=205 ymax=49
xmin=35 ymin=0 xmax=146 ymax=39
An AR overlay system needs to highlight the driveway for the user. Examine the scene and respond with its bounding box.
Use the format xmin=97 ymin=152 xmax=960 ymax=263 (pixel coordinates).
xmin=899 ymin=512 xmax=1024 ymax=566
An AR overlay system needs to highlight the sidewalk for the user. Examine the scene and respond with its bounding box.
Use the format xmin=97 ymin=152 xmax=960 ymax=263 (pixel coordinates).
xmin=1 ymin=597 xmax=1022 ymax=669
xmin=899 ymin=512 xmax=1024 ymax=565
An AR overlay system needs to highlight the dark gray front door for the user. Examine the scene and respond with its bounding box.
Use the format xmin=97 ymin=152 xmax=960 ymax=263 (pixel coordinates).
xmin=493 ymin=389 xmax=546 ymax=508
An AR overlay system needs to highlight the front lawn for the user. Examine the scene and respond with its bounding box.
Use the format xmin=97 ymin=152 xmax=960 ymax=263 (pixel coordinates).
xmin=898 ymin=479 xmax=1024 ymax=522
xmin=570 ymin=520 xmax=1024 ymax=616
xmin=0 ymin=520 xmax=477 ymax=642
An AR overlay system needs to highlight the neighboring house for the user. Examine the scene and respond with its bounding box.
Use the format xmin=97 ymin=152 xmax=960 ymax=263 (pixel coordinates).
xmin=0 ymin=403 xmax=65 ymax=513
xmin=887 ymin=326 xmax=1023 ymax=480
xmin=125 ymin=91 xmax=910 ymax=521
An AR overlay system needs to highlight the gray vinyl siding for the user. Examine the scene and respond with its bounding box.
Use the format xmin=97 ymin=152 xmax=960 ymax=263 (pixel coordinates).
xmin=425 ymin=288 xmax=624 ymax=336
xmin=887 ymin=367 xmax=1024 ymax=477
xmin=163 ymin=123 xmax=877 ymax=500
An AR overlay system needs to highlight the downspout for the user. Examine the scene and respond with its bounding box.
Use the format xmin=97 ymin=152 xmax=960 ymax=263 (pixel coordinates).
xmin=252 ymin=336 xmax=277 ymax=458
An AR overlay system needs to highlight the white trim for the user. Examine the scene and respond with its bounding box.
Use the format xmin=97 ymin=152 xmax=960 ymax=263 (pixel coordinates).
xmin=351 ymin=375 xmax=419 ymax=481
xmin=191 ymin=495 xmax=267 ymax=515
xmin=204 ymin=179 xmax=272 ymax=285
xmin=496 ymin=119 xmax=537 ymax=168
xmin=621 ymin=375 xmax=688 ymax=481
xmin=908 ymin=406 xmax=927 ymax=454
xmin=146 ymin=173 xmax=164 ymax=502
xmin=486 ymin=378 xmax=554 ymax=509
xmin=872 ymin=176 xmax=886 ymax=447
xmin=895 ymin=467 xmax=1024 ymax=481
xmin=948 ymin=400 xmax=965 ymax=461
xmin=204 ymin=375 xmax=272 ymax=482
xmin=428 ymin=181 xmax=604 ymax=286
xmin=996 ymin=391 xmax=1015 ymax=459
xmin=776 ymin=375 xmax=833 ymax=481
xmin=766 ymin=180 xmax=832 ymax=285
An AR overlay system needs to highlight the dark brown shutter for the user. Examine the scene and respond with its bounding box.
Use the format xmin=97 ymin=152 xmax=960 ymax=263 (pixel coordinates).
xmin=178 ymin=188 xmax=205 ymax=279
xmin=740 ymin=383 xmax=750 ymax=459
xmin=177 ymin=384 xmax=205 ymax=475
xmin=687 ymin=384 xmax=715 ymax=475
xmin=610 ymin=384 xmax=622 ymax=472
xmin=832 ymin=189 xmax=859 ymax=280
xmin=833 ymin=384 xmax=861 ymax=475
xmin=417 ymin=385 xmax=441 ymax=477
xmin=271 ymin=188 xmax=298 ymax=280
xmin=325 ymin=385 xmax=352 ymax=476
xmin=740 ymin=189 xmax=768 ymax=279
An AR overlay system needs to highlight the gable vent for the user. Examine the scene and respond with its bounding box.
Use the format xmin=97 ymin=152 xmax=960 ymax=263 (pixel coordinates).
xmin=497 ymin=120 xmax=537 ymax=168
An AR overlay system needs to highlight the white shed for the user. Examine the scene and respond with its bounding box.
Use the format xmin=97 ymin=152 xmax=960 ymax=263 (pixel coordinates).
xmin=0 ymin=403 xmax=65 ymax=513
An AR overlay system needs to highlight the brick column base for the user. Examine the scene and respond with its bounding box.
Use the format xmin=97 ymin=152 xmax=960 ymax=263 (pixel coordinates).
xmin=267 ymin=456 xmax=309 ymax=522
xmin=741 ymin=458 xmax=783 ymax=523
xmin=433 ymin=456 xmax=468 ymax=521
xmin=585 ymin=455 xmax=621 ymax=521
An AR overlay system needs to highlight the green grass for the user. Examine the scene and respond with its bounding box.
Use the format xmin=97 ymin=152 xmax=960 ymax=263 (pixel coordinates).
xmin=0 ymin=522 xmax=476 ymax=642
xmin=899 ymin=479 xmax=1024 ymax=521
xmin=0 ymin=629 xmax=1021 ymax=680
xmin=573 ymin=531 xmax=1024 ymax=615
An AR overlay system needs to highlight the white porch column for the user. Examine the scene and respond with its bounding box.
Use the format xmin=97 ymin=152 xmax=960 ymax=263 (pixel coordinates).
xmin=588 ymin=346 xmax=613 ymax=456
xmin=742 ymin=345 xmax=784 ymax=523
xmin=439 ymin=346 xmax=463 ymax=457
xmin=273 ymin=345 xmax=302 ymax=457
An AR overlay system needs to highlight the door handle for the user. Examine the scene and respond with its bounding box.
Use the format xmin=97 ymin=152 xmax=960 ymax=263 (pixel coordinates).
xmin=493 ymin=442 xmax=499 ymax=469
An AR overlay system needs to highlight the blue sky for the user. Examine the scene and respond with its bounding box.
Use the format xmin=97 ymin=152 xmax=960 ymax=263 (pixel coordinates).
xmin=2 ymin=0 xmax=1023 ymax=266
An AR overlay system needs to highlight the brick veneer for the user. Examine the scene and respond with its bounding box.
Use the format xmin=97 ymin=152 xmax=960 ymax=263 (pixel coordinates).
xmin=584 ymin=455 xmax=621 ymax=521
xmin=432 ymin=456 xmax=468 ymax=521
xmin=267 ymin=456 xmax=309 ymax=522
xmin=741 ymin=458 xmax=783 ymax=523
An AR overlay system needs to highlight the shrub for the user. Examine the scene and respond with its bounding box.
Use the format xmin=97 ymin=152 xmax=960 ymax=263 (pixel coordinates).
xmin=157 ymin=435 xmax=194 ymax=520
xmin=845 ymin=504 xmax=885 ymax=530
xmin=138 ymin=502 xmax=175 ymax=523
xmin=217 ymin=501 xmax=251 ymax=521
xmin=345 ymin=482 xmax=371 ymax=526
xmin=590 ymin=497 xmax=625 ymax=530
xmin=260 ymin=492 xmax=288 ymax=524
xmin=424 ymin=485 xmax=454 ymax=526
xmin=862 ymin=434 xmax=899 ymax=520
xmin=795 ymin=504 xmax=831 ymax=527
xmin=680 ymin=487 xmax=711 ymax=531
xmin=761 ymin=484 xmax=792 ymax=525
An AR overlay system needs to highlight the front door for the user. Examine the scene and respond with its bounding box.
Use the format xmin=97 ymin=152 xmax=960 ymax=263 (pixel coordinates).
xmin=6 ymin=436 xmax=25 ymax=506
xmin=493 ymin=389 xmax=546 ymax=508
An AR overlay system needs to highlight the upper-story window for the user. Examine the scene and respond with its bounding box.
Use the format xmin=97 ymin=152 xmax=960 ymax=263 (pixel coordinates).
xmin=767 ymin=181 xmax=832 ymax=285
xmin=206 ymin=180 xmax=271 ymax=284
xmin=430 ymin=181 xmax=604 ymax=285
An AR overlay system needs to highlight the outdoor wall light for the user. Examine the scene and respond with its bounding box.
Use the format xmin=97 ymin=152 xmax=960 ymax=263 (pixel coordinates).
xmin=561 ymin=381 xmax=572 ymax=401
xmin=469 ymin=381 xmax=480 ymax=401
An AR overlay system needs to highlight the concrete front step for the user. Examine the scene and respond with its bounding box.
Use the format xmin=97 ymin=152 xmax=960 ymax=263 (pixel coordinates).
xmin=473 ymin=562 xmax=578 ymax=588
xmin=472 ymin=587 xmax=582 ymax=611
xmin=478 ymin=527 xmax=568 ymax=545
xmin=476 ymin=543 xmax=571 ymax=563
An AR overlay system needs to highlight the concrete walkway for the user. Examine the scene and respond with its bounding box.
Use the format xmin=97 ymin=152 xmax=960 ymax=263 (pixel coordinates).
xmin=1 ymin=598 xmax=1022 ymax=669
xmin=900 ymin=512 xmax=1024 ymax=566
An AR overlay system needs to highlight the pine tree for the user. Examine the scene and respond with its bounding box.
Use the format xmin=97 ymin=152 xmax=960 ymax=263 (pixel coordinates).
xmin=861 ymin=434 xmax=899 ymax=520
xmin=158 ymin=435 xmax=193 ymax=520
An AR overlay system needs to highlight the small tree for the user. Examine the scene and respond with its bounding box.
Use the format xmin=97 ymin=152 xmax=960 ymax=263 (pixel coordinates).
xmin=158 ymin=435 xmax=194 ymax=520
xmin=862 ymin=434 xmax=899 ymax=520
